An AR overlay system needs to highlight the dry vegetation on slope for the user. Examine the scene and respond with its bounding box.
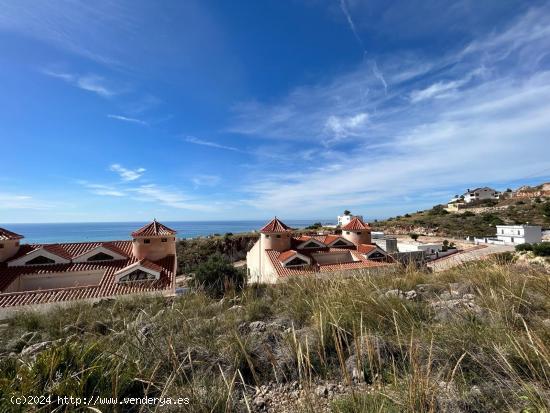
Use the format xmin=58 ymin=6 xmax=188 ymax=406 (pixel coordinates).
xmin=1 ymin=259 xmax=549 ymax=412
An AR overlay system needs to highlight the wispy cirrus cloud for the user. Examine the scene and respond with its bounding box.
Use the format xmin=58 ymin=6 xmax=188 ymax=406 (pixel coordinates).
xmin=191 ymin=175 xmax=221 ymax=187
xmin=0 ymin=193 xmax=56 ymax=210
xmin=231 ymin=4 xmax=550 ymax=215
xmin=43 ymin=70 xmax=119 ymax=97
xmin=107 ymin=114 xmax=148 ymax=126
xmin=78 ymin=182 xmax=125 ymax=197
xmin=109 ymin=164 xmax=146 ymax=181
xmin=129 ymin=184 xmax=215 ymax=211
xmin=184 ymin=136 xmax=242 ymax=152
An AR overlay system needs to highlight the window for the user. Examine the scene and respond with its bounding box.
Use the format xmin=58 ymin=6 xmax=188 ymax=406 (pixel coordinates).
xmin=517 ymin=230 xmax=520 ymax=235
xmin=87 ymin=252 xmax=114 ymax=262
xmin=15 ymin=241 xmax=19 ymax=246
xmin=276 ymin=235 xmax=281 ymax=238
xmin=346 ymin=231 xmax=350 ymax=235
xmin=265 ymin=234 xmax=270 ymax=238
xmin=356 ymin=232 xmax=361 ymax=235
xmin=285 ymin=257 xmax=308 ymax=267
xmin=118 ymin=269 xmax=156 ymax=283
xmin=26 ymin=255 xmax=55 ymax=265
xmin=303 ymin=241 xmax=320 ymax=248
xmin=144 ymin=239 xmax=151 ymax=244
xmin=161 ymin=238 xmax=167 ymax=242
xmin=0 ymin=243 xmax=3 ymax=249
xmin=333 ymin=240 xmax=347 ymax=246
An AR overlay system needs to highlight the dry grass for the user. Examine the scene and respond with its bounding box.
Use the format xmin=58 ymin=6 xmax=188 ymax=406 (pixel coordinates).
xmin=0 ymin=258 xmax=549 ymax=412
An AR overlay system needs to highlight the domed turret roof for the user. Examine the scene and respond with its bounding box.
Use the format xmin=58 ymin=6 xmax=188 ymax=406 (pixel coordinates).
xmin=260 ymin=217 xmax=292 ymax=233
xmin=342 ymin=217 xmax=370 ymax=231
xmin=131 ymin=220 xmax=177 ymax=237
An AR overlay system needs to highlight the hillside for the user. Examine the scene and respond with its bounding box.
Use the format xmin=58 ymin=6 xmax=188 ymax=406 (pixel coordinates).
xmin=373 ymin=185 xmax=550 ymax=238
xmin=176 ymin=233 xmax=258 ymax=275
xmin=1 ymin=260 xmax=549 ymax=412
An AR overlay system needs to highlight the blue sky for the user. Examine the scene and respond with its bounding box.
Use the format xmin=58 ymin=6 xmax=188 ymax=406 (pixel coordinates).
xmin=1 ymin=0 xmax=550 ymax=223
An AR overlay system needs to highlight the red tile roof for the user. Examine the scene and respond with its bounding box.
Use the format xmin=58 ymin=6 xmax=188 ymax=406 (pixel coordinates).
xmin=357 ymin=244 xmax=377 ymax=254
xmin=342 ymin=217 xmax=370 ymax=231
xmin=260 ymin=217 xmax=292 ymax=233
xmin=131 ymin=220 xmax=177 ymax=237
xmin=278 ymin=250 xmax=297 ymax=262
xmin=0 ymin=239 xmax=175 ymax=308
xmin=0 ymin=227 xmax=23 ymax=241
xmin=265 ymin=246 xmax=393 ymax=278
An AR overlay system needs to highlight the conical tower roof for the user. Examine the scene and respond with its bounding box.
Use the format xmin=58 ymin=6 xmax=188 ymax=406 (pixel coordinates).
xmin=131 ymin=220 xmax=177 ymax=237
xmin=259 ymin=217 xmax=292 ymax=233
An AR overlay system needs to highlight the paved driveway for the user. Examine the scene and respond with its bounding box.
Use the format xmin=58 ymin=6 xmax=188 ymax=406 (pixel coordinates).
xmin=428 ymin=244 xmax=514 ymax=272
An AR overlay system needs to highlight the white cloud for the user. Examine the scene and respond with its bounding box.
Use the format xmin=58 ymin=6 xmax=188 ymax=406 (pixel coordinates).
xmin=0 ymin=193 xmax=55 ymax=210
xmin=129 ymin=184 xmax=214 ymax=211
xmin=231 ymin=5 xmax=550 ymax=214
xmin=109 ymin=164 xmax=146 ymax=181
xmin=185 ymin=136 xmax=242 ymax=152
xmin=324 ymin=112 xmax=369 ymax=141
xmin=107 ymin=114 xmax=148 ymax=126
xmin=43 ymin=70 xmax=118 ymax=97
xmin=191 ymin=175 xmax=221 ymax=187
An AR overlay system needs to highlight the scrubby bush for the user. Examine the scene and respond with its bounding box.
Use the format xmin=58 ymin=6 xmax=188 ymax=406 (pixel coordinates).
xmin=532 ymin=242 xmax=550 ymax=257
xmin=515 ymin=243 xmax=533 ymax=252
xmin=192 ymin=253 xmax=246 ymax=297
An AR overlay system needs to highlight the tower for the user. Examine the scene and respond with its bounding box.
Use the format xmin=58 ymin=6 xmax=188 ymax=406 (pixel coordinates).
xmin=259 ymin=217 xmax=292 ymax=252
xmin=0 ymin=228 xmax=23 ymax=262
xmin=131 ymin=220 xmax=177 ymax=261
xmin=341 ymin=217 xmax=371 ymax=246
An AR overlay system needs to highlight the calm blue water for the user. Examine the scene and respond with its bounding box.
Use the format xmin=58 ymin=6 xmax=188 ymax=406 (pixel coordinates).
xmin=2 ymin=220 xmax=333 ymax=244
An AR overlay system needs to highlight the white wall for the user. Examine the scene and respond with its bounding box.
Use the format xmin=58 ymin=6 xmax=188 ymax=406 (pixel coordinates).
xmin=4 ymin=270 xmax=105 ymax=293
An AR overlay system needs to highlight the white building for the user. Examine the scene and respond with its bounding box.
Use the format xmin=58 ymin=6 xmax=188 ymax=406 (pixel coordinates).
xmin=475 ymin=224 xmax=542 ymax=245
xmin=463 ymin=187 xmax=499 ymax=203
xmin=338 ymin=214 xmax=364 ymax=227
xmin=495 ymin=225 xmax=542 ymax=245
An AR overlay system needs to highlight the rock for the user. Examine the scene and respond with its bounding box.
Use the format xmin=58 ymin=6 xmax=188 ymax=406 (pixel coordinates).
xmin=249 ymin=321 xmax=267 ymax=333
xmin=405 ymin=290 xmax=418 ymax=300
xmin=315 ymin=385 xmax=329 ymax=398
xmin=432 ymin=299 xmax=487 ymax=322
xmin=227 ymin=305 xmax=244 ymax=313
xmin=345 ymin=354 xmax=362 ymax=382
xmin=440 ymin=291 xmax=462 ymax=300
xmin=21 ymin=341 xmax=51 ymax=357
xmin=253 ymin=396 xmax=266 ymax=409
xmin=542 ymin=319 xmax=550 ymax=328
xmin=139 ymin=324 xmax=154 ymax=338
xmin=0 ymin=323 xmax=9 ymax=330
xmin=462 ymin=293 xmax=475 ymax=301
xmin=385 ymin=289 xmax=404 ymax=298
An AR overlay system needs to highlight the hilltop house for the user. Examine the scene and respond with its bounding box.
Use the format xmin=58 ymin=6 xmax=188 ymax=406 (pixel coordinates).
xmin=246 ymin=217 xmax=395 ymax=284
xmin=0 ymin=220 xmax=177 ymax=311
xmin=463 ymin=187 xmax=500 ymax=203
xmin=474 ymin=224 xmax=542 ymax=245
xmin=337 ymin=213 xmax=364 ymax=227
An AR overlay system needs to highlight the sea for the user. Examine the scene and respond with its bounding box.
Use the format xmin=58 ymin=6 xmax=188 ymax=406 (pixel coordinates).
xmin=3 ymin=220 xmax=334 ymax=244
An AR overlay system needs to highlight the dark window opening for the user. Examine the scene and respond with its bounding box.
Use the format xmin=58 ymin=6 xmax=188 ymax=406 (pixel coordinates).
xmin=144 ymin=239 xmax=151 ymax=244
xmin=0 ymin=243 xmax=3 ymax=249
xmin=333 ymin=240 xmax=347 ymax=246
xmin=26 ymin=255 xmax=55 ymax=265
xmin=118 ymin=269 xmax=156 ymax=283
xmin=276 ymin=235 xmax=281 ymax=238
xmin=285 ymin=257 xmax=308 ymax=267
xmin=161 ymin=238 xmax=167 ymax=242
xmin=303 ymin=242 xmax=319 ymax=248
xmin=87 ymin=252 xmax=114 ymax=262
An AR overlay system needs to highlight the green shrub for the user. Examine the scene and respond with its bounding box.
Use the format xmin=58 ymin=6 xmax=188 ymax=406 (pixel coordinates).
xmin=192 ymin=253 xmax=246 ymax=297
xmin=532 ymin=242 xmax=550 ymax=257
xmin=515 ymin=243 xmax=533 ymax=252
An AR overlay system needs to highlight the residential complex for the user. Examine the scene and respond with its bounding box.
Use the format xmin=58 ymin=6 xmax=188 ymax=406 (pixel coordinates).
xmin=246 ymin=217 xmax=395 ymax=283
xmin=0 ymin=220 xmax=177 ymax=311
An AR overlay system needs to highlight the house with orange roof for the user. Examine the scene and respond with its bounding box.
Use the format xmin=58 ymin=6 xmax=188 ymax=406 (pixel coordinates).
xmin=0 ymin=220 xmax=177 ymax=313
xmin=246 ymin=217 xmax=395 ymax=283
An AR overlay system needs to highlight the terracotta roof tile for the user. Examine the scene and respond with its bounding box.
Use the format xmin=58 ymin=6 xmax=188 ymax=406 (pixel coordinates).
xmin=0 ymin=227 xmax=23 ymax=241
xmin=260 ymin=218 xmax=292 ymax=233
xmin=277 ymin=250 xmax=297 ymax=262
xmin=357 ymin=244 xmax=377 ymax=254
xmin=342 ymin=217 xmax=370 ymax=231
xmin=131 ymin=220 xmax=177 ymax=237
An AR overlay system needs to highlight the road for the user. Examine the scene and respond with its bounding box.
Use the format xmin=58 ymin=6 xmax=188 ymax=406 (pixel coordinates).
xmin=428 ymin=244 xmax=514 ymax=272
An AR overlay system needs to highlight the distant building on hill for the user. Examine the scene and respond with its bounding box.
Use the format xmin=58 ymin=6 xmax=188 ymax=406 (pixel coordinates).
xmin=337 ymin=212 xmax=364 ymax=227
xmin=246 ymin=217 xmax=395 ymax=283
xmin=0 ymin=220 xmax=177 ymax=312
xmin=463 ymin=187 xmax=500 ymax=203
